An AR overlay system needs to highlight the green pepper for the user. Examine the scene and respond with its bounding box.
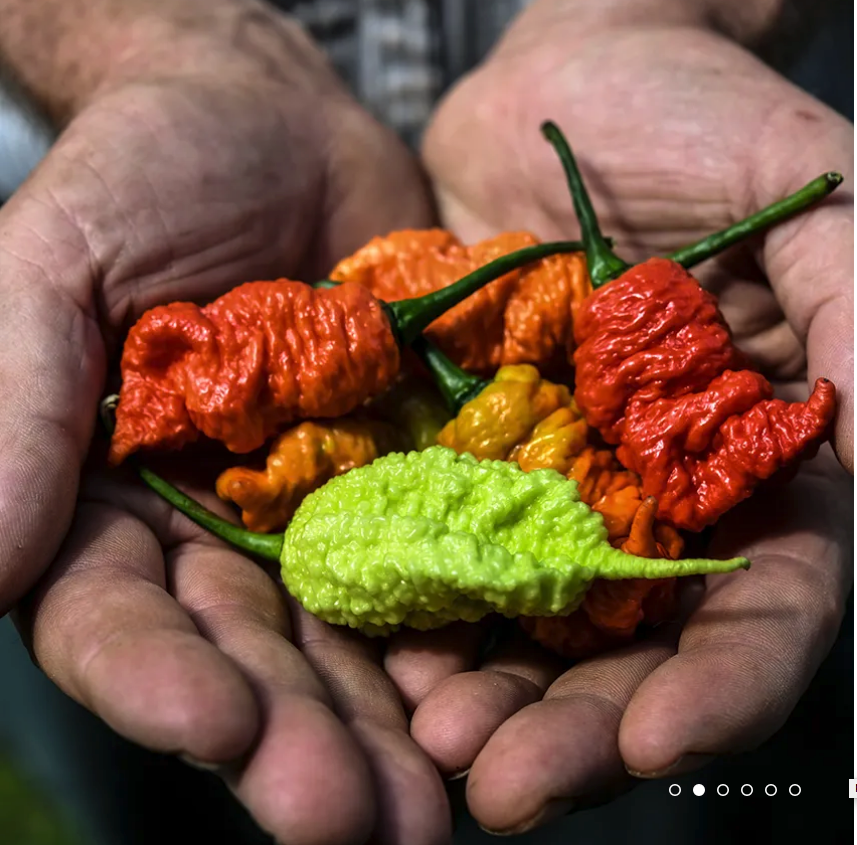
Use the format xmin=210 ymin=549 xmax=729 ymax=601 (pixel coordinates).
xmin=104 ymin=401 xmax=748 ymax=635
xmin=366 ymin=376 xmax=451 ymax=450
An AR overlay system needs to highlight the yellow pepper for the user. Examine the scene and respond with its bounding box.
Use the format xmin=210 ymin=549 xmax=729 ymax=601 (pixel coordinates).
xmin=434 ymin=362 xmax=683 ymax=658
xmin=437 ymin=365 xmax=576 ymax=461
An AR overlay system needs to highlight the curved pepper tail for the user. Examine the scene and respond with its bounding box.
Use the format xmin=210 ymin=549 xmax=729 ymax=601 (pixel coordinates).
xmin=594 ymin=543 xmax=750 ymax=580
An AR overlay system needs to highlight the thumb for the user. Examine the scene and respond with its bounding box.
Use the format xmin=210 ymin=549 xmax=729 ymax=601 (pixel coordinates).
xmin=746 ymin=94 xmax=853 ymax=472
xmin=0 ymin=176 xmax=105 ymax=613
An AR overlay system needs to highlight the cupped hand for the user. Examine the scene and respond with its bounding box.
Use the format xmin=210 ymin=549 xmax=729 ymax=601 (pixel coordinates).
xmin=16 ymin=454 xmax=451 ymax=844
xmin=2 ymin=14 xmax=453 ymax=844
xmin=382 ymin=5 xmax=854 ymax=834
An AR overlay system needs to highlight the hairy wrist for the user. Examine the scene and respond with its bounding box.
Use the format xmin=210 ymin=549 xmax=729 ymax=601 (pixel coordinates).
xmin=0 ymin=0 xmax=343 ymax=124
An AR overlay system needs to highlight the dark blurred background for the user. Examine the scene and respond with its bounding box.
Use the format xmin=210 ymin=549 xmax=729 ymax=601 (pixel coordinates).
xmin=0 ymin=1 xmax=853 ymax=843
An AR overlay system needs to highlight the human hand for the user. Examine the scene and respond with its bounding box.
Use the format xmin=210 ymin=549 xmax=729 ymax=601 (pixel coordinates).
xmin=388 ymin=1 xmax=854 ymax=833
xmin=2 ymin=4 xmax=453 ymax=842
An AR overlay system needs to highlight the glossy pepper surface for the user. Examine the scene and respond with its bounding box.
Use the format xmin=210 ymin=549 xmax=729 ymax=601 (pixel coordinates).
xmin=574 ymin=261 xmax=837 ymax=530
xmin=216 ymin=416 xmax=407 ymax=533
xmin=109 ymin=241 xmax=580 ymax=464
xmin=427 ymin=360 xmax=682 ymax=656
xmin=280 ymin=447 xmax=743 ymax=634
xmin=330 ymin=229 xmax=591 ymax=373
xmin=124 ymin=444 xmax=749 ymax=636
xmin=542 ymin=121 xmax=840 ymax=531
xmin=216 ymin=378 xmax=450 ymax=532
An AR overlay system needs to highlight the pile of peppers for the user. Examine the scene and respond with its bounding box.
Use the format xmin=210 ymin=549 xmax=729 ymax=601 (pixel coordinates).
xmin=104 ymin=120 xmax=841 ymax=660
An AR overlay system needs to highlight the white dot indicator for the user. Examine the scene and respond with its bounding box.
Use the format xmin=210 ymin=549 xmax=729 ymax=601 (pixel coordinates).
xmin=717 ymin=784 xmax=729 ymax=796
xmin=741 ymin=784 xmax=753 ymax=796
xmin=789 ymin=784 xmax=801 ymax=796
xmin=765 ymin=784 xmax=777 ymax=796
xmin=669 ymin=784 xmax=681 ymax=797
xmin=693 ymin=784 xmax=705 ymax=796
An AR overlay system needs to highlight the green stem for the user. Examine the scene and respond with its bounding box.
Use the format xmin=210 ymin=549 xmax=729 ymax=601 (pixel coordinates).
xmin=411 ymin=336 xmax=488 ymax=414
xmin=667 ymin=172 xmax=844 ymax=268
xmin=313 ymin=282 xmax=489 ymax=414
xmin=137 ymin=466 xmax=283 ymax=561
xmin=99 ymin=397 xmax=282 ymax=562
xmin=541 ymin=121 xmax=629 ymax=288
xmin=386 ymin=240 xmax=584 ymax=345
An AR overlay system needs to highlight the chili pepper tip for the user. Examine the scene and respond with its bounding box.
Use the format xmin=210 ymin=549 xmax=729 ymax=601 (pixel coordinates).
xmin=669 ymin=171 xmax=846 ymax=269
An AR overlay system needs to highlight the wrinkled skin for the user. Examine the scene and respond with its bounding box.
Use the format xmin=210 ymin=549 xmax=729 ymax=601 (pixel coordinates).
xmin=3 ymin=4 xmax=853 ymax=844
xmin=388 ymin=5 xmax=854 ymax=835
xmin=1 ymin=21 xmax=458 ymax=845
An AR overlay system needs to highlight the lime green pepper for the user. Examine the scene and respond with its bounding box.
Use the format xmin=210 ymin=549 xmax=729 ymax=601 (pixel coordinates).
xmin=114 ymin=425 xmax=749 ymax=635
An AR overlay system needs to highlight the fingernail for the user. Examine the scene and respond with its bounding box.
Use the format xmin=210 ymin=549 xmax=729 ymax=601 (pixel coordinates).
xmin=627 ymin=752 xmax=716 ymax=779
xmin=479 ymin=798 xmax=576 ymax=836
xmin=179 ymin=753 xmax=226 ymax=774
xmin=447 ymin=767 xmax=470 ymax=781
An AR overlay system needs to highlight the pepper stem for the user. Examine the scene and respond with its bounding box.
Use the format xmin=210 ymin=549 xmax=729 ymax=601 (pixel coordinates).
xmin=386 ymin=240 xmax=584 ymax=345
xmin=99 ymin=397 xmax=283 ymax=562
xmin=411 ymin=336 xmax=488 ymax=414
xmin=541 ymin=121 xmax=630 ymax=288
xmin=667 ymin=172 xmax=844 ymax=268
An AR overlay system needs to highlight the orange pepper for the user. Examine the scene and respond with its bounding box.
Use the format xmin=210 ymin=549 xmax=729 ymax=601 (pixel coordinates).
xmin=216 ymin=416 xmax=408 ymax=533
xmin=217 ymin=377 xmax=450 ymax=532
xmin=330 ymin=230 xmax=590 ymax=374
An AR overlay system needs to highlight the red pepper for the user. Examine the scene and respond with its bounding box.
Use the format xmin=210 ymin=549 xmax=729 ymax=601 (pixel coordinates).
xmin=541 ymin=122 xmax=840 ymax=531
xmin=108 ymin=241 xmax=580 ymax=464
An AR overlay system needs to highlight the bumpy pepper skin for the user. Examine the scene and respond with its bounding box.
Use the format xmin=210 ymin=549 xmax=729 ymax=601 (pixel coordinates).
xmin=573 ymin=258 xmax=837 ymax=531
xmin=330 ymin=230 xmax=590 ymax=373
xmin=279 ymin=447 xmax=747 ymax=635
xmin=521 ymin=451 xmax=682 ymax=659
xmin=431 ymin=364 xmax=682 ymax=658
xmin=109 ymin=281 xmax=400 ymax=464
xmin=216 ymin=417 xmax=409 ymax=533
xmin=216 ymin=378 xmax=450 ymax=532
xmin=437 ymin=365 xmax=575 ymax=461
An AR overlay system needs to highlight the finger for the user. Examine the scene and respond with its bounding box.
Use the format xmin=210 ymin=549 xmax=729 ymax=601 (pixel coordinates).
xmin=81 ymin=470 xmax=379 ymax=843
xmin=747 ymin=99 xmax=854 ymax=469
xmin=464 ymin=631 xmax=678 ymax=835
xmin=294 ymin=607 xmax=452 ymax=845
xmin=169 ymin=542 xmax=377 ymax=845
xmin=697 ymin=264 xmax=806 ymax=380
xmin=384 ymin=621 xmax=490 ymax=712
xmin=410 ymin=626 xmax=564 ymax=778
xmin=619 ymin=458 xmax=852 ymax=778
xmin=0 ymin=194 xmax=104 ymax=611
xmin=17 ymin=502 xmax=260 ymax=764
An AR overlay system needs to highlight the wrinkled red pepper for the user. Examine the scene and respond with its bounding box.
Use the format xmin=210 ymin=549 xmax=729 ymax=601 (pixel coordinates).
xmin=573 ymin=259 xmax=836 ymax=530
xmin=542 ymin=122 xmax=840 ymax=532
xmin=108 ymin=242 xmax=580 ymax=464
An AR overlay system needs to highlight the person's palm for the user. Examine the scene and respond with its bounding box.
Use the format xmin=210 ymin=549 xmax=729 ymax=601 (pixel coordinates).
xmin=2 ymin=45 xmax=453 ymax=844
xmin=379 ymin=17 xmax=855 ymax=835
